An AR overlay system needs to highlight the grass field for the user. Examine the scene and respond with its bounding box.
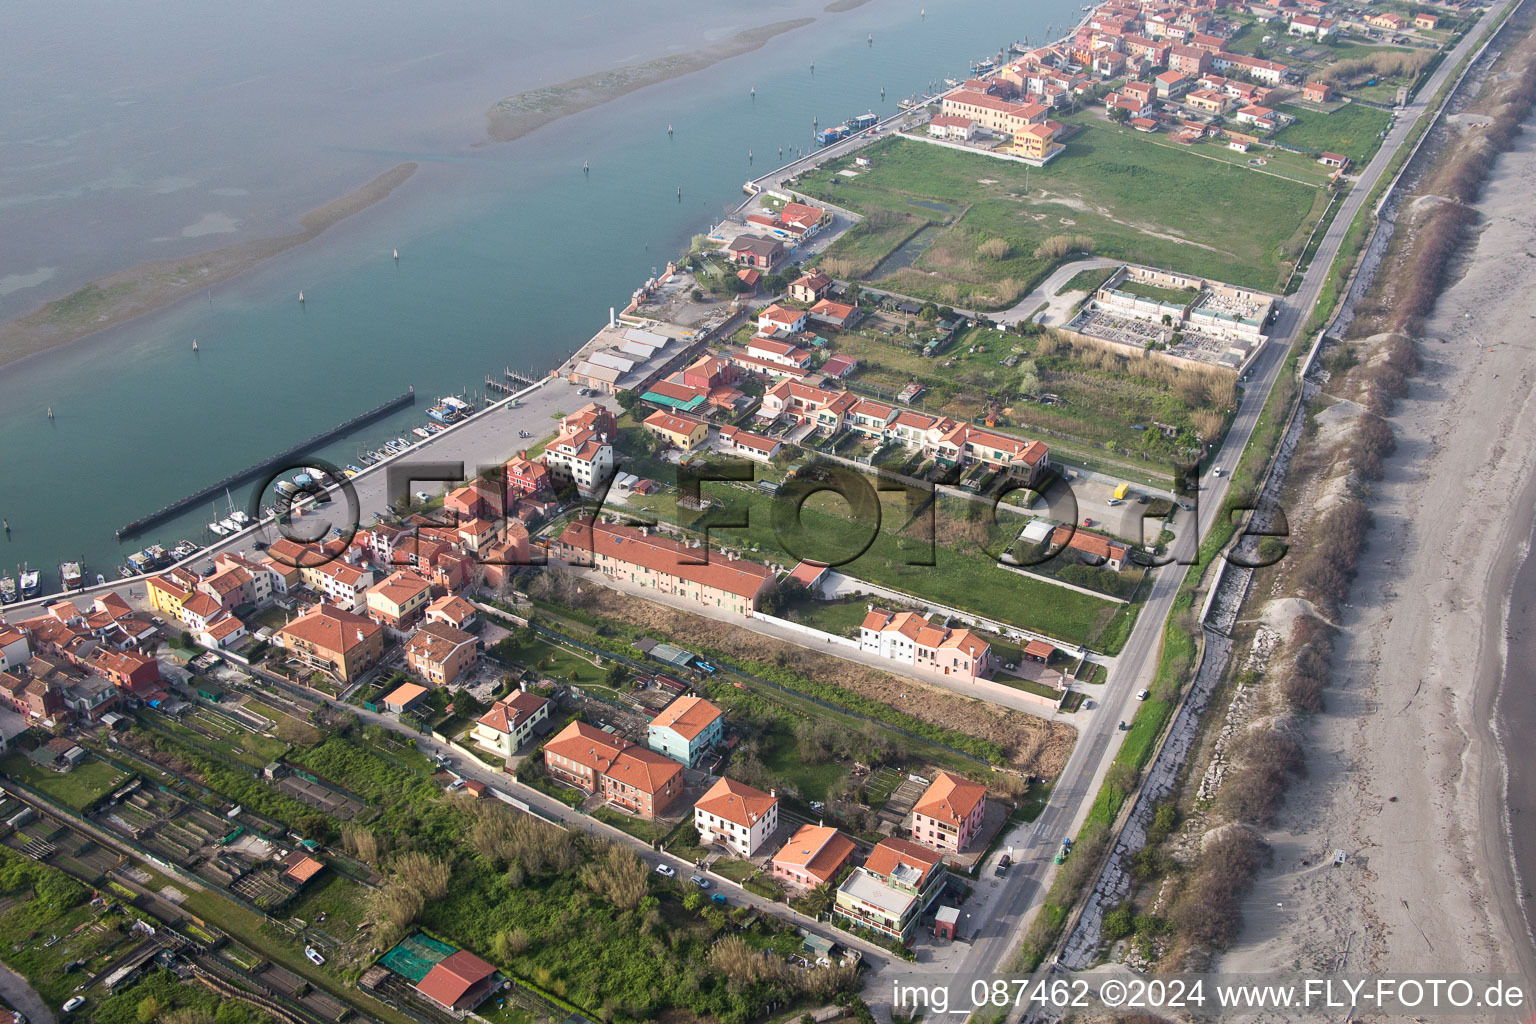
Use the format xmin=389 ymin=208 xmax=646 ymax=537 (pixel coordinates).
xmin=824 ymin=323 xmax=1220 ymax=468
xmin=1275 ymin=101 xmax=1393 ymax=164
xmin=1115 ymin=279 xmax=1199 ymax=305
xmin=1 ymin=752 xmax=128 ymax=811
xmin=798 ymin=124 xmax=1323 ymax=306
xmin=628 ymin=481 xmax=1130 ymax=651
xmin=1056 ymin=266 xmax=1116 ymax=295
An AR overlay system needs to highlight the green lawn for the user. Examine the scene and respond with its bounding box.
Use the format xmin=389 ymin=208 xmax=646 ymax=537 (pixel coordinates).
xmin=1 ymin=752 xmax=128 ymax=811
xmin=630 ymin=481 xmax=1129 ymax=651
xmin=798 ymin=124 xmax=1322 ymax=305
xmin=1114 ymin=279 xmax=1199 ymax=305
xmin=781 ymin=596 xmax=875 ymax=638
xmin=1056 ymin=266 xmax=1116 ymax=295
xmin=593 ymin=806 xmax=672 ymax=844
xmin=1275 ymin=102 xmax=1392 ymax=164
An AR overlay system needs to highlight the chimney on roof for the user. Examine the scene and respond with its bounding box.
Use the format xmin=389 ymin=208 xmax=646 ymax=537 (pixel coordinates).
xmin=770 ymin=788 xmax=776 ymax=799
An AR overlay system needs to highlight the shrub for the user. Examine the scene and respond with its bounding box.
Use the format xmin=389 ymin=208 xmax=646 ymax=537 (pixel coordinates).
xmin=1167 ymin=826 xmax=1268 ymax=949
xmin=978 ymin=237 xmax=1012 ymax=259
xmin=1102 ymin=903 xmax=1135 ymax=941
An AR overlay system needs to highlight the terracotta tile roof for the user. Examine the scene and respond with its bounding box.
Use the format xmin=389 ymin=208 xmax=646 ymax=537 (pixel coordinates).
xmin=607 ymin=746 xmax=683 ymax=797
xmin=556 ymin=519 xmax=774 ymax=600
xmin=370 ymin=569 xmax=434 ymax=607
xmin=773 ymin=825 xmax=856 ymax=883
xmin=1049 ymin=526 xmax=1129 ymax=562
xmin=280 ymin=850 xmax=325 ymax=884
xmin=913 ymin=771 xmax=987 ymax=826
xmin=545 ymin=720 xmax=627 ymax=774
xmin=787 ymin=560 xmax=828 ymax=587
xmin=182 ymin=592 xmax=221 ymax=619
xmin=643 ymin=410 xmax=708 ymax=438
xmin=649 ymin=695 xmax=722 ymax=741
xmin=427 ymin=595 xmax=476 ymax=623
xmin=1024 ymin=639 xmax=1056 ymax=659
xmin=414 ymin=950 xmax=497 ymax=1010
xmin=477 ymin=690 xmax=548 ymax=734
xmin=696 ymin=777 xmax=776 ymax=828
xmin=276 ymin=604 xmax=381 ymax=656
xmin=406 ymin=621 xmax=477 ymax=665
xmin=383 ymin=681 xmax=429 ymax=707
xmin=864 ymin=836 xmax=942 ymax=883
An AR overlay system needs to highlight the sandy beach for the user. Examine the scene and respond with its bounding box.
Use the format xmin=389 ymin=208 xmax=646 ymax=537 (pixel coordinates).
xmin=1220 ymin=112 xmax=1536 ymax=991
xmin=0 ymin=162 xmax=418 ymax=372
xmin=483 ymin=19 xmax=815 ymax=144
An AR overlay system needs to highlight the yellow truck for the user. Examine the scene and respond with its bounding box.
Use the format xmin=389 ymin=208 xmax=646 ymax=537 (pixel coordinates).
xmin=1113 ymin=482 xmax=1130 ymax=500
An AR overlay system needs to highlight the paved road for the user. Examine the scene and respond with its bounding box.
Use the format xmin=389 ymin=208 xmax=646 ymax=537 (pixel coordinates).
xmin=0 ymin=961 xmax=55 ymax=1024
xmin=862 ymin=0 xmax=1519 ymax=1004
xmin=238 ymin=668 xmax=895 ymax=968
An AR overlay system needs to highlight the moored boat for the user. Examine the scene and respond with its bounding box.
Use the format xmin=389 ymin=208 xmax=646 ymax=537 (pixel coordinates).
xmin=208 ymin=520 xmax=229 ymax=537
xmin=412 ymin=427 xmax=431 ymax=439
xmin=19 ymin=566 xmax=40 ymax=599
xmin=0 ymin=575 xmax=16 ymax=604
xmin=59 ymin=560 xmax=84 ymax=590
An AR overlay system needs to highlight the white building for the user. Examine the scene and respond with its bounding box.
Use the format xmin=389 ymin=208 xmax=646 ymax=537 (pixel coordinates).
xmin=695 ymin=777 xmax=779 ymax=857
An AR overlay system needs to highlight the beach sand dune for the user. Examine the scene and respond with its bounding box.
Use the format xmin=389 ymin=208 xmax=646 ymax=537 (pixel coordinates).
xmin=1219 ymin=117 xmax=1536 ymax=989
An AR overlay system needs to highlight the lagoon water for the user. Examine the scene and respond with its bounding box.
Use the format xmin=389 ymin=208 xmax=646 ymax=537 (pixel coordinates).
xmin=0 ymin=0 xmax=1082 ymax=589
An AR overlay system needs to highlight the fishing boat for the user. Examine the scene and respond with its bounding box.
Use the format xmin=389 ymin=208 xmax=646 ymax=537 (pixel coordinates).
xmin=147 ymin=544 xmax=170 ymax=566
xmin=275 ymin=480 xmax=300 ymax=498
xmin=170 ymin=541 xmax=199 ymax=560
xmin=117 ymin=565 xmax=134 ymax=580
xmin=0 ymin=575 xmax=16 ymax=604
xmin=412 ymin=427 xmax=431 ymax=439
xmin=59 ymin=561 xmax=84 ymax=590
xmin=128 ymin=550 xmax=155 ymax=574
xmin=346 ymin=464 xmax=363 ymax=475
xmin=19 ymin=566 xmax=40 ymax=600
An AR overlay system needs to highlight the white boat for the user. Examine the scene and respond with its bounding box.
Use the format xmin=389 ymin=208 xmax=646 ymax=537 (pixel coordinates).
xmin=60 ymin=561 xmax=84 ymax=590
xmin=220 ymin=517 xmax=241 ymax=533
xmin=19 ymin=567 xmax=40 ymax=599
xmin=208 ymin=521 xmax=229 ymax=537
xmin=230 ymin=510 xmax=252 ymax=526
xmin=0 ymin=576 xmax=16 ymax=604
xmin=95 ymin=574 xmax=106 ymax=586
xmin=412 ymin=427 xmax=431 ymax=439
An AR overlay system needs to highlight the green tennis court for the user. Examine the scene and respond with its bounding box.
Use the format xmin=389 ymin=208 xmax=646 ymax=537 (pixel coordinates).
xmin=377 ymin=932 xmax=457 ymax=983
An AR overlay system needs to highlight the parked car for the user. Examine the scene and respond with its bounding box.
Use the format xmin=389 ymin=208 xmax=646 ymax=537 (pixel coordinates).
xmin=61 ymin=999 xmax=85 ymax=1014
xmin=655 ymin=864 xmax=676 ymax=878
xmin=1107 ymin=498 xmax=1122 ymax=506
xmin=1136 ymin=688 xmax=1150 ymax=701
xmin=1136 ymin=495 xmax=1151 ymax=504
xmin=690 ymin=875 xmax=711 ymax=889
xmin=1081 ymin=518 xmax=1093 ymax=527
xmin=711 ymin=893 xmax=728 ymax=905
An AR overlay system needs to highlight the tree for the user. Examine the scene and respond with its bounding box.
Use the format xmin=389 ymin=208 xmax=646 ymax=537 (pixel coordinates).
xmin=137 ymin=995 xmax=166 ymax=1024
xmin=614 ymin=390 xmax=639 ymax=413
xmin=1108 ymin=105 xmax=1131 ymax=124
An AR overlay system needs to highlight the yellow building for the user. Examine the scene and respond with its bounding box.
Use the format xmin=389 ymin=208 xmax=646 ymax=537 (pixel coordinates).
xmin=365 ymin=569 xmax=434 ymax=628
xmin=643 ymin=410 xmax=710 ymax=451
xmin=145 ymin=567 xmax=201 ymax=623
xmin=1009 ymin=122 xmax=1063 ymax=162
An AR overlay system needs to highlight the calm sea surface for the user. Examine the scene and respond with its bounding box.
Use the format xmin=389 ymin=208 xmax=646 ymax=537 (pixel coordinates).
xmin=0 ymin=0 xmax=1082 ymax=588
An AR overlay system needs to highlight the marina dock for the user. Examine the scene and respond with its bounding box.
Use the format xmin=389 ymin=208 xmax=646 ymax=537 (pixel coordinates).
xmin=116 ymin=389 xmax=416 ymax=539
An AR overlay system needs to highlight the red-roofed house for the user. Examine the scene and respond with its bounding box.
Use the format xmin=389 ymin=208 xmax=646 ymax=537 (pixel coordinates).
xmin=808 ymin=298 xmax=859 ymax=329
xmin=788 ymin=270 xmax=834 ymax=304
xmin=552 ymin=519 xmax=776 ymax=616
xmin=695 ymin=777 xmax=779 ymax=856
xmin=818 ymin=354 xmax=858 ymax=379
xmin=786 ymin=560 xmax=830 ymax=596
xmin=858 ymin=609 xmax=994 ymax=682
xmin=472 ymin=690 xmax=551 ymax=756
xmin=542 ymin=720 xmax=684 ymax=815
xmin=772 ymin=825 xmax=856 ymax=890
xmin=1303 ymin=80 xmax=1333 ymax=104
xmin=912 ymin=771 xmax=988 ymax=852
xmin=716 ymin=425 xmax=784 ymax=463
xmin=647 ymin=694 xmax=724 ymax=766
xmin=414 ymin=950 xmax=499 ymax=1012
xmin=1049 ymin=525 xmax=1130 ymax=571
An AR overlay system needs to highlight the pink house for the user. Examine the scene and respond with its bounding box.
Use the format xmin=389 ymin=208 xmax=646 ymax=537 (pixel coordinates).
xmin=911 ymin=771 xmax=988 ymax=852
xmin=771 ymin=825 xmax=857 ymax=890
